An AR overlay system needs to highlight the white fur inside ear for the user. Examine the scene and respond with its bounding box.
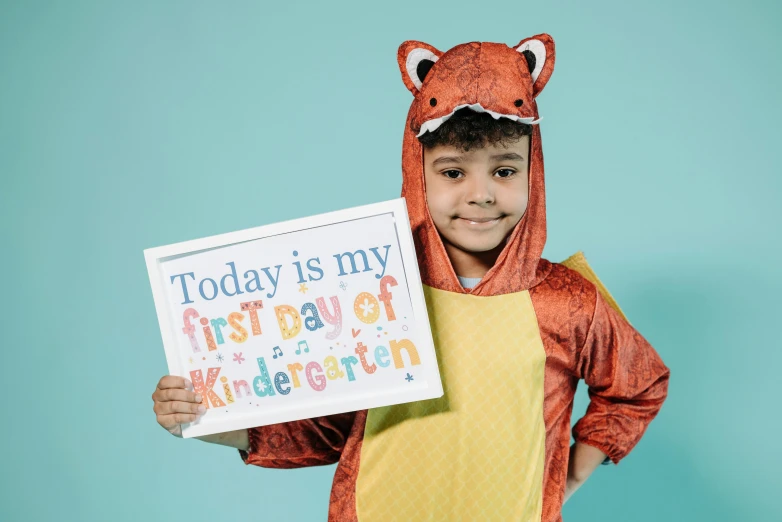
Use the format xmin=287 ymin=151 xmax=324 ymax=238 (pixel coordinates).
xmin=515 ymin=39 xmax=546 ymax=83
xmin=406 ymin=48 xmax=439 ymax=90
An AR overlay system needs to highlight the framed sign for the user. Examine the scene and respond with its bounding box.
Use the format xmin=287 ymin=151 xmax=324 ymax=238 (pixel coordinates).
xmin=144 ymin=198 xmax=443 ymax=438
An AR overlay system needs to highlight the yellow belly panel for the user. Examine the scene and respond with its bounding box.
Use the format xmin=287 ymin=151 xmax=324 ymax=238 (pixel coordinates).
xmin=356 ymin=285 xmax=547 ymax=521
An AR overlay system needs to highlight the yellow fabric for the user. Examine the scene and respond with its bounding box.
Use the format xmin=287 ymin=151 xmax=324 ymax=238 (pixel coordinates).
xmin=356 ymin=285 xmax=547 ymax=521
xmin=560 ymin=251 xmax=629 ymax=323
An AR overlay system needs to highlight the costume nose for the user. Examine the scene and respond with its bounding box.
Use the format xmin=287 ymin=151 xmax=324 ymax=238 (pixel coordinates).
xmin=465 ymin=175 xmax=495 ymax=206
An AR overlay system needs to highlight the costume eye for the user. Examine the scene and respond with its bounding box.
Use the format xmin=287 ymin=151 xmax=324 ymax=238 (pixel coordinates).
xmin=494 ymin=168 xmax=516 ymax=178
xmin=442 ymin=170 xmax=463 ymax=179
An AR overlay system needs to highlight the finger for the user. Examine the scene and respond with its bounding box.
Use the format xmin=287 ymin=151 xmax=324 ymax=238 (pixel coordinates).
xmin=160 ymin=388 xmax=203 ymax=403
xmin=157 ymin=375 xmax=192 ymax=391
xmin=159 ymin=400 xmax=206 ymax=416
xmin=172 ymin=413 xmax=198 ymax=424
xmin=157 ymin=413 xmax=197 ymax=429
xmin=156 ymin=375 xmax=183 ymax=390
xmin=156 ymin=413 xmax=179 ymax=430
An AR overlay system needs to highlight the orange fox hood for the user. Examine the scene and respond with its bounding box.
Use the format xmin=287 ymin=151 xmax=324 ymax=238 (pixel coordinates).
xmin=397 ymin=34 xmax=556 ymax=296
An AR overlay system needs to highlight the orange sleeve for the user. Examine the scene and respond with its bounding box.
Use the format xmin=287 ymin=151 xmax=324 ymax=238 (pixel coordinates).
xmin=571 ymin=290 xmax=670 ymax=465
xmin=238 ymin=412 xmax=357 ymax=469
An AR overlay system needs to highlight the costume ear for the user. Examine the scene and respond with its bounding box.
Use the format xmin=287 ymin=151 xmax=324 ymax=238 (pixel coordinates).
xmin=397 ymin=40 xmax=443 ymax=96
xmin=514 ymin=33 xmax=555 ymax=97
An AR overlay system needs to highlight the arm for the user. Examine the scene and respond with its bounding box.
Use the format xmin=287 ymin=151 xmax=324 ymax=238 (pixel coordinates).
xmin=237 ymin=412 xmax=358 ymax=469
xmin=152 ymin=375 xmax=355 ymax=464
xmin=563 ymin=441 xmax=608 ymax=504
xmin=571 ymin=289 xmax=671 ymax=465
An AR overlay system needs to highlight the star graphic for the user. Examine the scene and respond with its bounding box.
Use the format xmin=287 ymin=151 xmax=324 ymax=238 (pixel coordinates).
xmin=299 ymin=283 xmax=309 ymax=294
xmin=405 ymin=373 xmax=414 ymax=382
xmin=216 ymin=352 xmax=224 ymax=363
xmin=233 ymin=352 xmax=245 ymax=364
xmin=188 ymin=357 xmax=194 ymax=364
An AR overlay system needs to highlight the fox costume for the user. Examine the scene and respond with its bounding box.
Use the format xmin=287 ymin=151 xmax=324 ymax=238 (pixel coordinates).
xmin=239 ymin=33 xmax=670 ymax=522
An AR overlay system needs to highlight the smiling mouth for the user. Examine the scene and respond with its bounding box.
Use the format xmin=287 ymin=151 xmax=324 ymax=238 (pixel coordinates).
xmin=457 ymin=216 xmax=503 ymax=225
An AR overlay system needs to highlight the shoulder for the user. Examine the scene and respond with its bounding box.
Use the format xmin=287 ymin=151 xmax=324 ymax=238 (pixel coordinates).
xmin=529 ymin=260 xmax=598 ymax=350
xmin=530 ymin=259 xmax=598 ymax=312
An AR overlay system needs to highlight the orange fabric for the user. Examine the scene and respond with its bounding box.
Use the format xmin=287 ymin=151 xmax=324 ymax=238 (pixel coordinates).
xmin=240 ymin=34 xmax=670 ymax=522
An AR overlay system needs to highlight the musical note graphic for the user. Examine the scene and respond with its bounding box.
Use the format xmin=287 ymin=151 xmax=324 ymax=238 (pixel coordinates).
xmin=272 ymin=346 xmax=283 ymax=359
xmin=296 ymin=340 xmax=310 ymax=355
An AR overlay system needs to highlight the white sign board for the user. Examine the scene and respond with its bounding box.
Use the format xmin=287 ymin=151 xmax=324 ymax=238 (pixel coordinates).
xmin=144 ymin=198 xmax=443 ymax=438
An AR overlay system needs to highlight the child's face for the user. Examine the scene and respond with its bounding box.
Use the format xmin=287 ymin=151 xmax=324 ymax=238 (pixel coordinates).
xmin=423 ymin=136 xmax=530 ymax=265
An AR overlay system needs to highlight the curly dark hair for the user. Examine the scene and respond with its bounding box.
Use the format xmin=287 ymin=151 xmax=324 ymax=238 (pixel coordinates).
xmin=417 ymin=107 xmax=533 ymax=151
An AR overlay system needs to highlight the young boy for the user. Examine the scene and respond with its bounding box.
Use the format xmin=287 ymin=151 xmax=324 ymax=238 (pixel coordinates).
xmin=152 ymin=33 xmax=670 ymax=521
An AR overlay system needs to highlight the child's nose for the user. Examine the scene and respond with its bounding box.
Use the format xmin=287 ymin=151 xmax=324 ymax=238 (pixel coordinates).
xmin=465 ymin=175 xmax=495 ymax=205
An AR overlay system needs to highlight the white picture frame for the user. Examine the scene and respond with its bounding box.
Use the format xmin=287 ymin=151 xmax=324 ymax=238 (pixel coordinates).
xmin=144 ymin=198 xmax=443 ymax=438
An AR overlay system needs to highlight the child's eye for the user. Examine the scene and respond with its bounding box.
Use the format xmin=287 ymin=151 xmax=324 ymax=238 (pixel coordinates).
xmin=494 ymin=168 xmax=516 ymax=178
xmin=442 ymin=170 xmax=464 ymax=179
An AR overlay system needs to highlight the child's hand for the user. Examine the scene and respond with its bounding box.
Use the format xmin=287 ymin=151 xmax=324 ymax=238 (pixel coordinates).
xmin=152 ymin=375 xmax=205 ymax=438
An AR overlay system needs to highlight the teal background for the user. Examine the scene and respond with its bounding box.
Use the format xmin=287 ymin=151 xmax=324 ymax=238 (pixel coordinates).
xmin=2 ymin=0 xmax=779 ymax=520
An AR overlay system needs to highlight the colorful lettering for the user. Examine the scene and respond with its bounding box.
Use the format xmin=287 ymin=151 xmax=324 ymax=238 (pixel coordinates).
xmin=316 ymin=296 xmax=342 ymax=340
xmin=274 ymin=305 xmax=301 ymax=339
xmin=305 ymin=361 xmax=326 ymax=391
xmin=240 ymin=300 xmax=263 ymax=336
xmin=389 ymin=339 xmax=421 ymax=369
xmin=287 ymin=362 xmax=304 ymax=388
xmin=227 ymin=312 xmax=248 ymax=343
xmin=190 ymin=367 xmax=225 ymax=408
xmin=378 ymin=275 xmax=398 ymax=321
xmin=355 ymin=342 xmax=377 ymax=374
xmin=182 ymin=308 xmax=202 ymax=353
xmin=252 ymin=357 xmax=275 ymax=397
